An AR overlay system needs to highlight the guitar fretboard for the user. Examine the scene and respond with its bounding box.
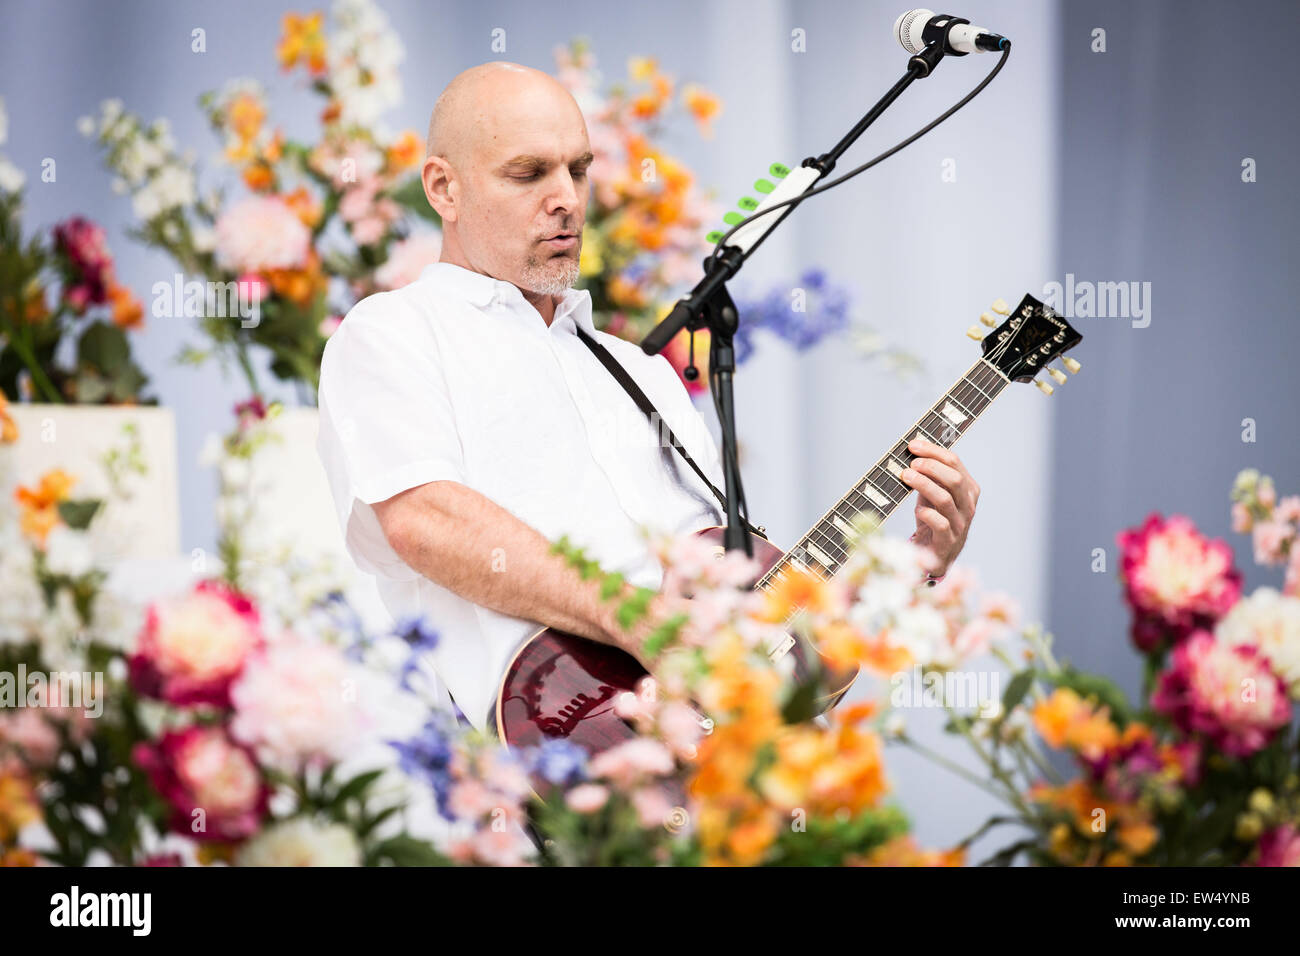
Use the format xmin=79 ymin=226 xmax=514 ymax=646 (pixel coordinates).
xmin=756 ymin=356 xmax=1010 ymax=588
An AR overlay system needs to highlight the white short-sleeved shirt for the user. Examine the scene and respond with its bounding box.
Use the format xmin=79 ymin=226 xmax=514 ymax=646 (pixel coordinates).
xmin=317 ymin=262 xmax=725 ymax=732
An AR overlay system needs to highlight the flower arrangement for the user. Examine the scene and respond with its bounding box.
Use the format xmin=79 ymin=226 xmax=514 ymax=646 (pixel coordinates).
xmin=0 ymin=97 xmax=151 ymax=405
xmin=888 ymin=470 xmax=1300 ymax=866
xmin=81 ymin=10 xmax=877 ymax=400
xmin=81 ymin=0 xmax=431 ymax=398
xmin=3 ymin=402 xmax=1007 ymax=865
xmin=0 ymin=413 xmax=450 ymax=866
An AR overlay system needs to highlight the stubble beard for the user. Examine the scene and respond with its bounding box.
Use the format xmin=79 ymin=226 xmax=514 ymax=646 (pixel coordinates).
xmin=520 ymin=244 xmax=582 ymax=296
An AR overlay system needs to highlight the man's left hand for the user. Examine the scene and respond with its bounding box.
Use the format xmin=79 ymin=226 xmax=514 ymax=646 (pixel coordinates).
xmin=899 ymin=437 xmax=979 ymax=576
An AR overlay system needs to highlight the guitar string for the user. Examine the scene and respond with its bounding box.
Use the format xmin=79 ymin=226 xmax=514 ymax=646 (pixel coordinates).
xmin=755 ymin=355 xmax=1010 ymax=589
xmin=759 ymin=305 xmax=1050 ymax=587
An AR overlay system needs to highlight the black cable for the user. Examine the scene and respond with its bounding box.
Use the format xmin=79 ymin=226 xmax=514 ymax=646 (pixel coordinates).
xmin=706 ymin=45 xmax=1011 ymax=271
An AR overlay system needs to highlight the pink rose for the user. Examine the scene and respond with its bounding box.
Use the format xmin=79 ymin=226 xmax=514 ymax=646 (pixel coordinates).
xmin=133 ymin=724 xmax=270 ymax=843
xmin=1151 ymin=631 xmax=1291 ymax=758
xmin=1118 ymin=513 xmax=1242 ymax=653
xmin=128 ymin=581 xmax=263 ymax=707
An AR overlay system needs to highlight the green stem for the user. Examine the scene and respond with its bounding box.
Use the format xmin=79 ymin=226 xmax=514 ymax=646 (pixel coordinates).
xmin=8 ymin=331 xmax=62 ymax=403
xmin=896 ymin=732 xmax=1019 ymax=806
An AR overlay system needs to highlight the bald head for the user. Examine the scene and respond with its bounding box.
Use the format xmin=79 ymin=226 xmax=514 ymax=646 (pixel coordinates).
xmin=426 ymin=61 xmax=579 ymax=165
xmin=420 ymin=61 xmax=593 ymax=307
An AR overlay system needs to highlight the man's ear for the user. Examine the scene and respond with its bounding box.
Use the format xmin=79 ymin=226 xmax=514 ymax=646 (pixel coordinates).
xmin=422 ymin=155 xmax=457 ymax=223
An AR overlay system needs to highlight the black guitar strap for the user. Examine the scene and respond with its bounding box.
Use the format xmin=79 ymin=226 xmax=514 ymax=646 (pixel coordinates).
xmin=575 ymin=327 xmax=765 ymax=539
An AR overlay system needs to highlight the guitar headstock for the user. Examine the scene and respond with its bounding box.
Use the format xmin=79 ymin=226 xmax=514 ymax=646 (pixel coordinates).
xmin=966 ymin=293 xmax=1082 ymax=395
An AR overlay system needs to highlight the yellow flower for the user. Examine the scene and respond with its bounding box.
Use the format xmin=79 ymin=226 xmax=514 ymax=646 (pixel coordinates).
xmin=278 ymin=12 xmax=327 ymax=75
xmin=578 ymin=226 xmax=604 ymax=277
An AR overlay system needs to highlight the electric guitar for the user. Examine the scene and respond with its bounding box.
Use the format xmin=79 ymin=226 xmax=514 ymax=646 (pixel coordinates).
xmin=497 ymin=293 xmax=1083 ymax=754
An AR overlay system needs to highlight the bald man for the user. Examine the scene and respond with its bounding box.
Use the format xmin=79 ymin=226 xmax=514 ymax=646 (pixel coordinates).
xmin=317 ymin=62 xmax=979 ymax=732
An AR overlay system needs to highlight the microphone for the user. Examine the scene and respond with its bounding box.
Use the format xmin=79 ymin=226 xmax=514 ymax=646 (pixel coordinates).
xmin=894 ymin=9 xmax=1009 ymax=55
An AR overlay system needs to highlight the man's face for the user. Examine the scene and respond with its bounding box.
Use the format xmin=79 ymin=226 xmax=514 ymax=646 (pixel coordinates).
xmin=453 ymin=90 xmax=591 ymax=296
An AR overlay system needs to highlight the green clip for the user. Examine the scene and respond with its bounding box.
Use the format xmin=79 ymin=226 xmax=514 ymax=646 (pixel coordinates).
xmin=723 ymin=211 xmax=744 ymax=225
xmin=738 ymin=196 xmax=759 ymax=211
xmin=706 ymin=230 xmax=724 ymax=243
xmin=769 ymin=162 xmax=791 ymax=178
xmin=754 ymin=178 xmax=774 ymax=194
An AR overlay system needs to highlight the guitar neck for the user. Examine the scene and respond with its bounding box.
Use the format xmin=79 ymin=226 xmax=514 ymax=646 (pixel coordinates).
xmin=756 ymin=356 xmax=1011 ymax=587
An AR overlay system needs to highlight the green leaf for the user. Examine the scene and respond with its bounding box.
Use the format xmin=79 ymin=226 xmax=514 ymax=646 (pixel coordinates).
xmin=57 ymin=499 xmax=103 ymax=530
xmin=387 ymin=176 xmax=442 ymax=224
xmin=77 ymin=319 xmax=129 ymax=372
xmin=1001 ymin=669 xmax=1036 ymax=714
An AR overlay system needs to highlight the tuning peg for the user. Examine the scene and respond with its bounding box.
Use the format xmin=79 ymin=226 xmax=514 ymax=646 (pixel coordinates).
xmin=980 ymin=311 xmax=998 ymax=327
xmin=1048 ymin=367 xmax=1067 ymax=385
xmin=1062 ymin=356 xmax=1081 ymax=374
xmin=1034 ymin=378 xmax=1054 ymax=395
xmin=966 ymin=324 xmax=987 ymax=341
xmin=991 ymin=298 xmax=1010 ymax=315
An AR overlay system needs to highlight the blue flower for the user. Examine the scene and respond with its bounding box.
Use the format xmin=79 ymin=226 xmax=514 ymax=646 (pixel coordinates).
xmin=526 ymin=737 xmax=589 ymax=787
xmin=389 ymin=715 xmax=457 ymax=820
xmin=393 ymin=616 xmax=440 ymax=692
xmin=735 ymin=270 xmax=852 ymax=353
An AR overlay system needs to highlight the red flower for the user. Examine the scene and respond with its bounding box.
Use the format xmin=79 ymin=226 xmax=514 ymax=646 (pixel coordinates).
xmin=53 ymin=217 xmax=115 ymax=310
xmin=1117 ymin=513 xmax=1242 ymax=653
xmin=133 ymin=725 xmax=270 ymax=844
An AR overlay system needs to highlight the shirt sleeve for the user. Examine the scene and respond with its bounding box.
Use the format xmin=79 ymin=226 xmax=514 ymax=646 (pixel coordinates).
xmin=317 ymin=296 xmax=465 ymax=580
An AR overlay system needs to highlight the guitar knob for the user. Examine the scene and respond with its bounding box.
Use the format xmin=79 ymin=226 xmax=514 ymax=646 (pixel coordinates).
xmin=966 ymin=324 xmax=986 ymax=341
xmin=1048 ymin=367 xmax=1067 ymax=385
xmin=1034 ymin=378 xmax=1054 ymax=395
xmin=990 ymin=298 xmax=1010 ymax=315
xmin=1062 ymin=356 xmax=1081 ymax=374
xmin=980 ymin=311 xmax=997 ymax=327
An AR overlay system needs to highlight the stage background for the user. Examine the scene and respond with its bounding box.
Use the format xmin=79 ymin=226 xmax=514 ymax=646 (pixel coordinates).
xmin=2 ymin=0 xmax=1297 ymax=856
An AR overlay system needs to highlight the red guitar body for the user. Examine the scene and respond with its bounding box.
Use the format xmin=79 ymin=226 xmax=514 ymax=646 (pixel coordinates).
xmin=495 ymin=526 xmax=851 ymax=754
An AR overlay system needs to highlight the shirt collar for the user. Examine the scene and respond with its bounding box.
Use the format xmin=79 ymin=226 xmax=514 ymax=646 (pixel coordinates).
xmin=419 ymin=261 xmax=594 ymax=335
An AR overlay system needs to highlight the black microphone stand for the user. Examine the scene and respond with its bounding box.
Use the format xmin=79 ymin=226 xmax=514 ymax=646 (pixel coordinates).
xmin=641 ymin=28 xmax=965 ymax=555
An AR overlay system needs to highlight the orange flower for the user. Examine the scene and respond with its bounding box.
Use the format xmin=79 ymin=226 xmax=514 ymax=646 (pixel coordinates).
xmin=266 ymin=249 xmax=325 ymax=306
xmin=854 ymin=835 xmax=965 ymax=867
xmin=278 ymin=12 xmax=327 ymax=74
xmin=0 ymin=392 xmax=17 ymax=445
xmin=0 ymin=772 xmax=40 ymax=843
xmin=14 ymin=468 xmax=77 ymax=545
xmin=282 ymin=186 xmax=323 ymax=228
xmin=225 ymin=91 xmax=266 ymax=145
xmin=107 ymin=281 xmax=143 ymax=330
xmin=682 ymin=83 xmax=722 ymax=136
xmin=1031 ymin=688 xmax=1120 ymax=759
xmin=759 ymin=565 xmax=836 ymax=623
xmin=386 ymin=130 xmax=423 ymax=171
xmin=242 ymin=162 xmax=274 ymax=192
xmin=0 ymin=847 xmax=39 ymax=866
